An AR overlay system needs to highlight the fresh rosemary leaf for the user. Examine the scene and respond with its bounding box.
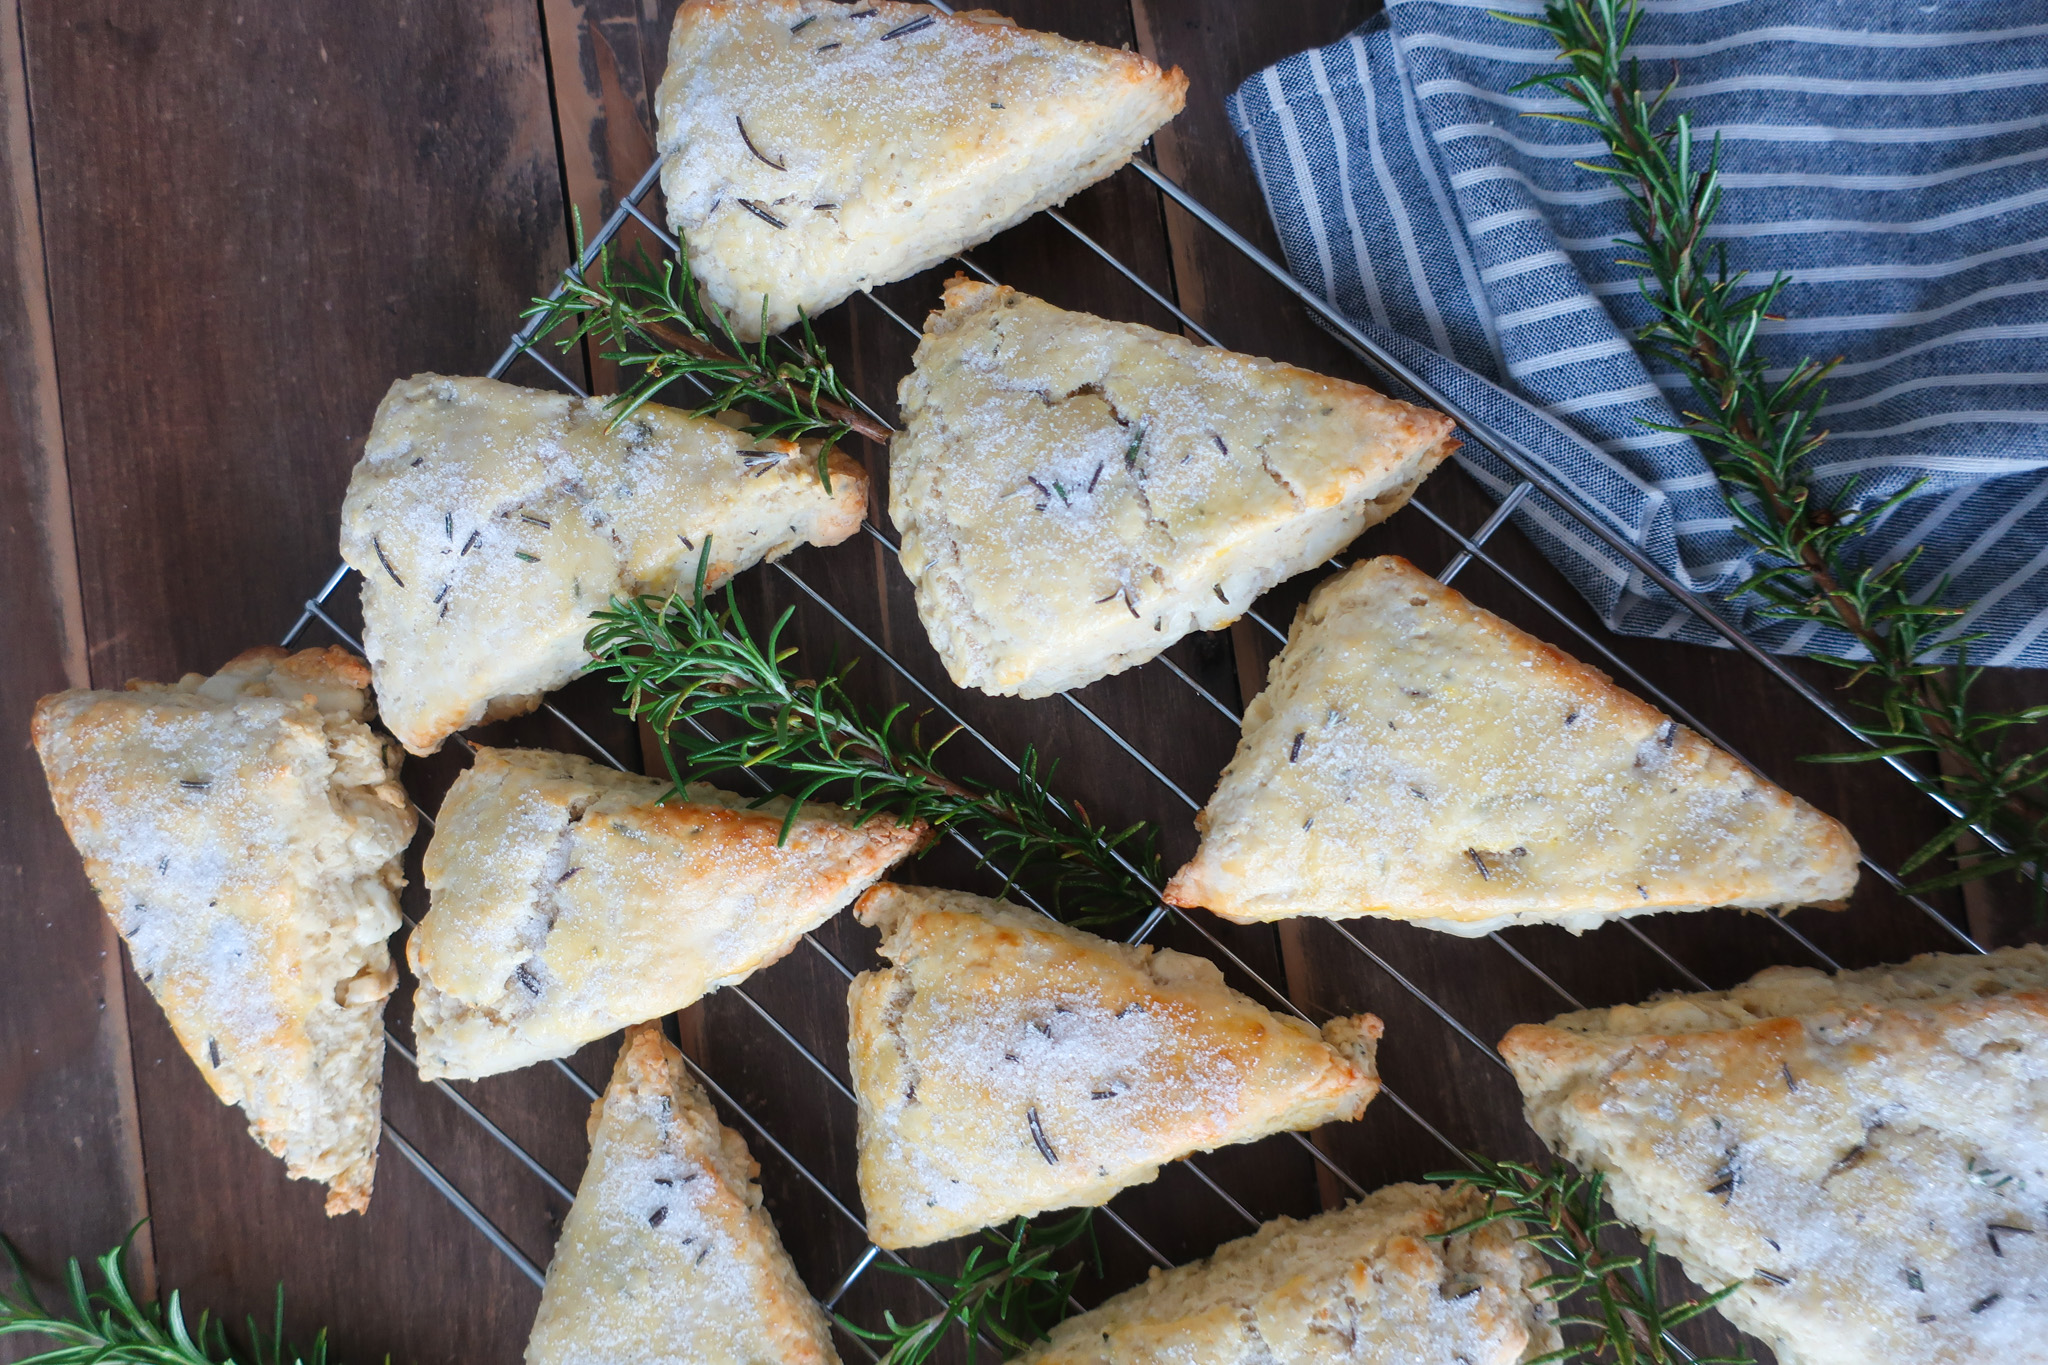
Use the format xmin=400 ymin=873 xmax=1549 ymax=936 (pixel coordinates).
xmin=834 ymin=1211 xmax=1097 ymax=1365
xmin=519 ymin=212 xmax=888 ymax=495
xmin=583 ymin=542 xmax=1165 ymax=929
xmin=1430 ymin=1156 xmax=1754 ymax=1364
xmin=1508 ymin=0 xmax=2046 ymax=911
xmin=0 ymin=1228 xmax=334 ymax=1365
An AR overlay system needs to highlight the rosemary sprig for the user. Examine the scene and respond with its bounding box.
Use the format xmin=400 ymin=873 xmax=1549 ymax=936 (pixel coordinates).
xmin=520 ymin=218 xmax=888 ymax=490
xmin=584 ymin=545 xmax=1165 ymax=928
xmin=1432 ymin=1157 xmax=1752 ymax=1365
xmin=1 ymin=1230 xmax=332 ymax=1365
xmin=835 ymin=1211 xmax=1096 ymax=1365
xmin=1503 ymin=0 xmax=2048 ymax=907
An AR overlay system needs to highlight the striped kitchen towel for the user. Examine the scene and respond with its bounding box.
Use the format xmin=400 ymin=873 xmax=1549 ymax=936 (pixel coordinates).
xmin=1227 ymin=0 xmax=2048 ymax=667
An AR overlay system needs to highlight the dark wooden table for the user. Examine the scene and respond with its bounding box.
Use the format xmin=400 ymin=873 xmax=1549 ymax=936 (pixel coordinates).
xmin=5 ymin=3 xmax=2042 ymax=1363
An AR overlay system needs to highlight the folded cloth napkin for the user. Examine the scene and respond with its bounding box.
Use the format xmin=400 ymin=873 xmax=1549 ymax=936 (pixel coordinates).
xmin=1228 ymin=0 xmax=2048 ymax=666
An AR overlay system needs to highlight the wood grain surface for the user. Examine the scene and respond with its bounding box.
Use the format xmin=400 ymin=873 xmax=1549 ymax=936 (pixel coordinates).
xmin=4 ymin=2 xmax=2041 ymax=1363
xmin=0 ymin=0 xmax=152 ymax=1323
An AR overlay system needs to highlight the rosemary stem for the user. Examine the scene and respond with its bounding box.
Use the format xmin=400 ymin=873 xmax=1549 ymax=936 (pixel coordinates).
xmin=1521 ymin=0 xmax=2048 ymax=898
xmin=1540 ymin=1175 xmax=1659 ymax=1354
xmin=520 ymin=229 xmax=890 ymax=464
xmin=1434 ymin=1156 xmax=1750 ymax=1363
xmin=586 ymin=553 xmax=1167 ymax=929
xmin=628 ymin=314 xmax=891 ymax=443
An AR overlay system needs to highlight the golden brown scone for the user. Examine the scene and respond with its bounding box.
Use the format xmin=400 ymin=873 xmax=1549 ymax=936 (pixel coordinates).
xmin=891 ymin=279 xmax=1456 ymax=697
xmin=656 ymin=1 xmax=1185 ymax=339
xmin=340 ymin=374 xmax=866 ymax=755
xmin=1499 ymin=945 xmax=2048 ymax=1365
xmin=1017 ymin=1182 xmax=1560 ymax=1365
xmin=525 ymin=1023 xmax=839 ymax=1365
xmin=411 ymin=746 xmax=923 ymax=1081
xmin=32 ymin=647 xmax=414 ymax=1215
xmin=847 ymin=884 xmax=1382 ymax=1248
xmin=1166 ymin=556 xmax=1859 ymax=933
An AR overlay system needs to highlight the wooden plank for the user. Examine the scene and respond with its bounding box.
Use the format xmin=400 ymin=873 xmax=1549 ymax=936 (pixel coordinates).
xmin=542 ymin=0 xmax=660 ymax=232
xmin=539 ymin=0 xmax=661 ymax=398
xmin=15 ymin=3 xmax=583 ymax=1360
xmin=0 ymin=0 xmax=154 ymax=1336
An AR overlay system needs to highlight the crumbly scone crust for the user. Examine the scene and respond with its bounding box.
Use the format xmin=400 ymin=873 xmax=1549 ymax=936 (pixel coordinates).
xmin=891 ymin=280 xmax=1456 ymax=698
xmin=656 ymin=1 xmax=1186 ymax=338
xmin=1165 ymin=556 xmax=1860 ymax=931
xmin=1017 ymin=1182 xmax=1561 ymax=1365
xmin=525 ymin=1024 xmax=839 ymax=1365
xmin=847 ymin=883 xmax=1382 ymax=1248
xmin=32 ymin=646 xmax=414 ymax=1215
xmin=340 ymin=374 xmax=866 ymax=755
xmin=1500 ymin=945 xmax=2048 ymax=1365
xmin=410 ymin=746 xmax=923 ymax=1080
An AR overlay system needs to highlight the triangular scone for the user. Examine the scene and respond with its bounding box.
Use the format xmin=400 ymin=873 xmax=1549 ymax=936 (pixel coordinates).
xmin=891 ymin=279 xmax=1457 ymax=697
xmin=847 ymin=883 xmax=1382 ymax=1248
xmin=340 ymin=374 xmax=867 ymax=755
xmin=1500 ymin=946 xmax=2048 ymax=1365
xmin=655 ymin=1 xmax=1186 ymax=339
xmin=411 ymin=747 xmax=923 ymax=1081
xmin=32 ymin=647 xmax=414 ymax=1215
xmin=525 ymin=1023 xmax=839 ymax=1365
xmin=1165 ymin=556 xmax=1860 ymax=934
xmin=1018 ymin=1182 xmax=1560 ymax=1365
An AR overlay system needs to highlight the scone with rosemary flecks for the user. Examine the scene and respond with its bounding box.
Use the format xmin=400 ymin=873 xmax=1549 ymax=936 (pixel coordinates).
xmin=32 ymin=647 xmax=414 ymax=1215
xmin=525 ymin=1023 xmax=839 ymax=1365
xmin=1017 ymin=1181 xmax=1560 ymax=1365
xmin=1165 ymin=556 xmax=1859 ymax=934
xmin=1500 ymin=945 xmax=2048 ymax=1365
xmin=340 ymin=373 xmax=866 ymax=756
xmin=410 ymin=746 xmax=923 ymax=1081
xmin=655 ymin=1 xmax=1186 ymax=339
xmin=846 ymin=883 xmax=1382 ymax=1249
xmin=891 ymin=278 xmax=1457 ymax=698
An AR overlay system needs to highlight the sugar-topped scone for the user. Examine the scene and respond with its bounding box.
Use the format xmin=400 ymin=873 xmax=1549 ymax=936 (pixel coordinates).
xmin=33 ymin=647 xmax=414 ymax=1215
xmin=411 ymin=746 xmax=923 ymax=1081
xmin=1165 ymin=557 xmax=1859 ymax=934
xmin=1017 ymin=1182 xmax=1560 ymax=1365
xmin=340 ymin=374 xmax=866 ymax=755
xmin=1500 ymin=945 xmax=2048 ymax=1365
xmin=655 ymin=1 xmax=1185 ymax=339
xmin=525 ymin=1023 xmax=839 ymax=1365
xmin=847 ymin=883 xmax=1382 ymax=1248
xmin=891 ymin=279 xmax=1456 ymax=697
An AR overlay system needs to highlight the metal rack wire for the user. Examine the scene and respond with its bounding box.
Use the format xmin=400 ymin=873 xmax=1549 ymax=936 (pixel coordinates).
xmin=279 ymin=135 xmax=1990 ymax=1360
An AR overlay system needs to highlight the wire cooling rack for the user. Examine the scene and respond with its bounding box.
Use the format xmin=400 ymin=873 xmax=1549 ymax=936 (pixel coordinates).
xmin=278 ymin=122 xmax=1994 ymax=1359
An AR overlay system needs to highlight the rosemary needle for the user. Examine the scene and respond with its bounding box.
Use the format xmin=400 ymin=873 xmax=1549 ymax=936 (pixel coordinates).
xmin=834 ymin=1211 xmax=1097 ymax=1365
xmin=1 ymin=1228 xmax=336 ymax=1365
xmin=519 ymin=213 xmax=889 ymax=495
xmin=1430 ymin=1155 xmax=1755 ymax=1364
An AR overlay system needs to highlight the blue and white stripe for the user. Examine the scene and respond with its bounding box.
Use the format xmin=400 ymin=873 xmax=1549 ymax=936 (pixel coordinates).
xmin=1227 ymin=0 xmax=2048 ymax=666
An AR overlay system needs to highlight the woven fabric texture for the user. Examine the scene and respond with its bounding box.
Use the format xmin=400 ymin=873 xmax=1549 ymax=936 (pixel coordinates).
xmin=1228 ymin=0 xmax=2048 ymax=665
